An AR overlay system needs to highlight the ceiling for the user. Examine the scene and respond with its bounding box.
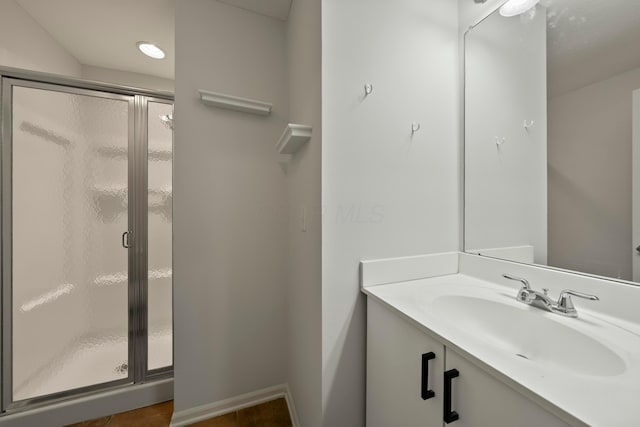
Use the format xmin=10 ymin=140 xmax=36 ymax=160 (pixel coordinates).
xmin=17 ymin=0 xmax=175 ymax=80
xmin=544 ymin=0 xmax=640 ymax=95
xmin=217 ymin=0 xmax=292 ymax=20
xmin=15 ymin=0 xmax=292 ymax=82
xmin=16 ymin=0 xmax=636 ymax=94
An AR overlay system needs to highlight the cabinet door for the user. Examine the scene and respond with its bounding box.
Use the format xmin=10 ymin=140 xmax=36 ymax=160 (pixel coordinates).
xmin=367 ymin=299 xmax=444 ymax=427
xmin=444 ymin=349 xmax=570 ymax=427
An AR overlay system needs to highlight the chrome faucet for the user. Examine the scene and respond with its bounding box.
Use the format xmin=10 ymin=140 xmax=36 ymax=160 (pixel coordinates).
xmin=502 ymin=274 xmax=599 ymax=318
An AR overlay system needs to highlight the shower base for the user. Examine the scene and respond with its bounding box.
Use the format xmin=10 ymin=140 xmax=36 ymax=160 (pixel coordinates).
xmin=13 ymin=331 xmax=172 ymax=402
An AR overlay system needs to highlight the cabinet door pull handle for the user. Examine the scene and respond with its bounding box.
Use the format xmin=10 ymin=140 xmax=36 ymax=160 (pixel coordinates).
xmin=421 ymin=352 xmax=436 ymax=400
xmin=444 ymin=368 xmax=460 ymax=423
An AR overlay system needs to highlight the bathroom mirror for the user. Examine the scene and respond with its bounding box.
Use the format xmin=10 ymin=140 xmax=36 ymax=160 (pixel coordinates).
xmin=464 ymin=0 xmax=640 ymax=283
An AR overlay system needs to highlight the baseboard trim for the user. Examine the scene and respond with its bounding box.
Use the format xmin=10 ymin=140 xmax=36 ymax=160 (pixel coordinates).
xmin=283 ymin=384 xmax=301 ymax=427
xmin=170 ymin=383 xmax=300 ymax=427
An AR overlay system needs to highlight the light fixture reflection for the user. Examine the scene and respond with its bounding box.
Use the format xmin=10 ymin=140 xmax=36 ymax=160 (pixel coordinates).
xmin=499 ymin=0 xmax=541 ymax=17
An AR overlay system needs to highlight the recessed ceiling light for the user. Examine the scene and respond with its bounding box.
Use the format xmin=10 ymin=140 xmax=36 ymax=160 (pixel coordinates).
xmin=499 ymin=0 xmax=540 ymax=17
xmin=136 ymin=42 xmax=165 ymax=59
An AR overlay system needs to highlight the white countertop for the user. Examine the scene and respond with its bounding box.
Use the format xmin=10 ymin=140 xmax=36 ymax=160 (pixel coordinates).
xmin=363 ymin=272 xmax=640 ymax=427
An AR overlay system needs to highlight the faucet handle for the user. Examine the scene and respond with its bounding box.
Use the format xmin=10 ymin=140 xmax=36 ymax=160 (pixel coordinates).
xmin=556 ymin=290 xmax=599 ymax=310
xmin=502 ymin=274 xmax=531 ymax=290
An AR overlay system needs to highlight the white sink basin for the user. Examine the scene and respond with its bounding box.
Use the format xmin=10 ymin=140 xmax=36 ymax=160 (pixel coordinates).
xmin=364 ymin=270 xmax=640 ymax=426
xmin=430 ymin=295 xmax=627 ymax=377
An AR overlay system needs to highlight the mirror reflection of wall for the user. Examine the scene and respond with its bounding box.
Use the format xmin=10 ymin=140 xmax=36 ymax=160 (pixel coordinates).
xmin=465 ymin=0 xmax=640 ymax=282
xmin=465 ymin=5 xmax=547 ymax=265
xmin=547 ymin=0 xmax=640 ymax=281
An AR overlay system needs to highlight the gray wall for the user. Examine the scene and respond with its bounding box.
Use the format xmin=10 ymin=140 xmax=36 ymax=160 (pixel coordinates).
xmin=548 ymin=66 xmax=640 ymax=280
xmin=0 ymin=0 xmax=81 ymax=76
xmin=285 ymin=0 xmax=322 ymax=425
xmin=173 ymin=0 xmax=289 ymax=413
xmin=321 ymin=0 xmax=460 ymax=424
xmin=81 ymin=65 xmax=175 ymax=93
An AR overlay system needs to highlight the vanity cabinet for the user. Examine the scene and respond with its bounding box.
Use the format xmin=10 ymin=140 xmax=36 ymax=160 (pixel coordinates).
xmin=444 ymin=350 xmax=569 ymax=427
xmin=367 ymin=298 xmax=570 ymax=427
xmin=367 ymin=298 xmax=445 ymax=426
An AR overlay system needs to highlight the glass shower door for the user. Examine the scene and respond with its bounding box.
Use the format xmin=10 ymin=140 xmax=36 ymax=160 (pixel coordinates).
xmin=3 ymin=80 xmax=134 ymax=403
xmin=146 ymin=100 xmax=173 ymax=373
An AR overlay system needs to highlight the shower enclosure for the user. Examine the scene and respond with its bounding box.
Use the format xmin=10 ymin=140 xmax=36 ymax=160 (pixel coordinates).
xmin=0 ymin=69 xmax=173 ymax=412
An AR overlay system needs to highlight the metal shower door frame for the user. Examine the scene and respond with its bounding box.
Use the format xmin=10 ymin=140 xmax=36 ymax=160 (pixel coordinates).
xmin=0 ymin=67 xmax=173 ymax=415
xmin=133 ymin=95 xmax=175 ymax=382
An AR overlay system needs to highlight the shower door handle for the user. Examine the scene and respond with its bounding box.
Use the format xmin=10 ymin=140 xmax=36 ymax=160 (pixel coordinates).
xmin=122 ymin=231 xmax=132 ymax=249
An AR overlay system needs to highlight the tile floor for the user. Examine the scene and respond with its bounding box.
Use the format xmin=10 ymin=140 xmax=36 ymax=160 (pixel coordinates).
xmin=66 ymin=398 xmax=292 ymax=427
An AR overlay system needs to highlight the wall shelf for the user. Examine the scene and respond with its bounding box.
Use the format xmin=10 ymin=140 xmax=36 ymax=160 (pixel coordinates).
xmin=198 ymin=89 xmax=272 ymax=116
xmin=276 ymin=124 xmax=312 ymax=155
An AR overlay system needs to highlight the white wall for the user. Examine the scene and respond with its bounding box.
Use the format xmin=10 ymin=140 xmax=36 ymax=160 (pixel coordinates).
xmin=464 ymin=7 xmax=548 ymax=264
xmin=173 ymin=0 xmax=289 ymax=415
xmin=548 ymin=66 xmax=640 ymax=280
xmin=321 ymin=0 xmax=459 ymax=424
xmin=285 ymin=0 xmax=322 ymax=425
xmin=0 ymin=0 xmax=81 ymax=76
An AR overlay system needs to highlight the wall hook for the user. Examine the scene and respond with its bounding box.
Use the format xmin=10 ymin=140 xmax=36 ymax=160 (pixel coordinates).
xmin=524 ymin=120 xmax=535 ymax=132
xmin=495 ymin=136 xmax=506 ymax=149
xmin=411 ymin=122 xmax=421 ymax=135
xmin=364 ymin=83 xmax=373 ymax=96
